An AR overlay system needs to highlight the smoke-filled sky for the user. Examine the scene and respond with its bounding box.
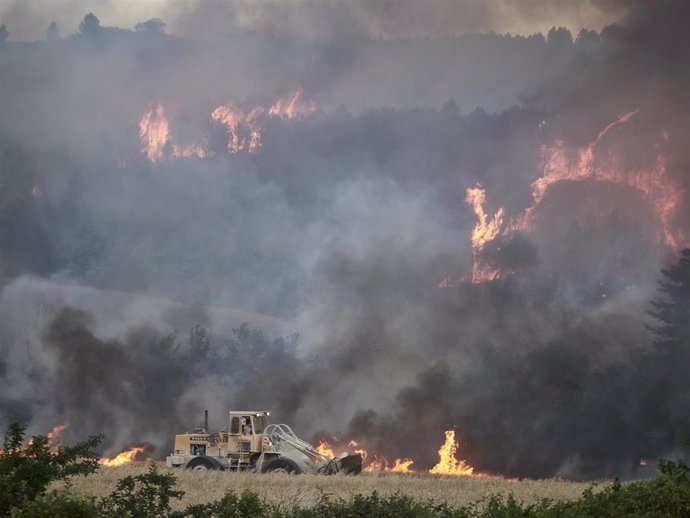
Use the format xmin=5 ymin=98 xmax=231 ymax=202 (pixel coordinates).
xmin=1 ymin=0 xmax=627 ymax=41
xmin=1 ymin=0 xmax=690 ymax=480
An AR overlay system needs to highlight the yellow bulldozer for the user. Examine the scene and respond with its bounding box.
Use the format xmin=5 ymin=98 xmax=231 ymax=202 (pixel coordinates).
xmin=166 ymin=410 xmax=362 ymax=474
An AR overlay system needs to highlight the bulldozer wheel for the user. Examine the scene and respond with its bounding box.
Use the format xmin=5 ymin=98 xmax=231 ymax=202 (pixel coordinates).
xmin=185 ymin=456 xmax=219 ymax=471
xmin=263 ymin=458 xmax=302 ymax=474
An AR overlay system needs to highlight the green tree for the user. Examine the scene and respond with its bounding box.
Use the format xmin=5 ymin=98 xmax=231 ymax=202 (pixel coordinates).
xmin=188 ymin=324 xmax=210 ymax=362
xmin=222 ymin=323 xmax=298 ymax=368
xmin=0 ymin=423 xmax=102 ymax=516
xmin=78 ymin=13 xmax=100 ymax=35
xmin=46 ymin=22 xmax=59 ymax=42
xmin=135 ymin=18 xmax=166 ymax=34
xmin=648 ymin=249 xmax=690 ymax=350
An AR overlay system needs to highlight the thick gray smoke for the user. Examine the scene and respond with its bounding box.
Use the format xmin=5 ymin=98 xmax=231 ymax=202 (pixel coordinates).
xmin=0 ymin=0 xmax=626 ymax=41
xmin=1 ymin=0 xmax=689 ymax=478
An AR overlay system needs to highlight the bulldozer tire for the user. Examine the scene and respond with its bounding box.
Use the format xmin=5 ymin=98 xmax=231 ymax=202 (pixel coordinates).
xmin=185 ymin=456 xmax=220 ymax=471
xmin=263 ymin=458 xmax=302 ymax=474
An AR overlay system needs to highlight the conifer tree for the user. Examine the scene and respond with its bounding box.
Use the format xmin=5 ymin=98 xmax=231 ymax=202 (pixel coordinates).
xmin=648 ymin=249 xmax=690 ymax=350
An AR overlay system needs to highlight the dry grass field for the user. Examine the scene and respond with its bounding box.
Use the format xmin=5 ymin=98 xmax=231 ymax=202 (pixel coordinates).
xmin=54 ymin=462 xmax=604 ymax=511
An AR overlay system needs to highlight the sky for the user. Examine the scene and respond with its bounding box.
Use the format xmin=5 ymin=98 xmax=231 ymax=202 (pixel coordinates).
xmin=0 ymin=0 xmax=626 ymax=42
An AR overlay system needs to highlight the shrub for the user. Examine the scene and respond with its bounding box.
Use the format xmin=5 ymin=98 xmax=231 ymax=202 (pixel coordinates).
xmin=175 ymin=490 xmax=268 ymax=518
xmin=292 ymin=491 xmax=466 ymax=518
xmin=0 ymin=423 xmax=101 ymax=516
xmin=98 ymin=464 xmax=184 ymax=518
xmin=549 ymin=473 xmax=690 ymax=517
xmin=9 ymin=490 xmax=98 ymax=518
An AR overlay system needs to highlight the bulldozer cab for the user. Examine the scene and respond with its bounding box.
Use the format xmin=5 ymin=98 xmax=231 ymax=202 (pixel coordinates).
xmin=227 ymin=411 xmax=268 ymax=453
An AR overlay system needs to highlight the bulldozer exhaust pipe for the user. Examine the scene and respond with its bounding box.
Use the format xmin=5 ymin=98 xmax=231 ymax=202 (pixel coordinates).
xmin=204 ymin=409 xmax=208 ymax=433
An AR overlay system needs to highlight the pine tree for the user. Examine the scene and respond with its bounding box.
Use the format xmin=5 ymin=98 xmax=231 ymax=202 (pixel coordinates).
xmin=648 ymin=249 xmax=690 ymax=350
xmin=46 ymin=22 xmax=59 ymax=42
xmin=78 ymin=13 xmax=100 ymax=36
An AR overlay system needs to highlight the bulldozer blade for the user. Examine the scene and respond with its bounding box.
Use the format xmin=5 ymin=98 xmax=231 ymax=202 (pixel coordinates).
xmin=337 ymin=453 xmax=363 ymax=475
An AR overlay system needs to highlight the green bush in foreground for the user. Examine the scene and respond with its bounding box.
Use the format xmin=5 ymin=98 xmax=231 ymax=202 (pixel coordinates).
xmin=99 ymin=465 xmax=184 ymax=518
xmin=3 ymin=423 xmax=690 ymax=517
xmin=0 ymin=423 xmax=102 ymax=517
xmin=174 ymin=490 xmax=268 ymax=518
xmin=282 ymin=492 xmax=464 ymax=518
xmin=9 ymin=490 xmax=98 ymax=518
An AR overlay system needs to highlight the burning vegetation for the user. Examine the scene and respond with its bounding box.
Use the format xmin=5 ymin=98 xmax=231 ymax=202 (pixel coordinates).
xmin=99 ymin=445 xmax=148 ymax=467
xmin=316 ymin=431 xmax=475 ymax=476
xmin=462 ymin=109 xmax=685 ymax=285
xmin=5 ymin=422 xmax=151 ymax=468
xmin=429 ymin=431 xmax=475 ymax=476
xmin=139 ymin=88 xmax=316 ymax=162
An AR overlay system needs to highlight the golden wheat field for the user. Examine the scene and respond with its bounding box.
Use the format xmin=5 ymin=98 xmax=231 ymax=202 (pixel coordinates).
xmin=53 ymin=462 xmax=603 ymax=511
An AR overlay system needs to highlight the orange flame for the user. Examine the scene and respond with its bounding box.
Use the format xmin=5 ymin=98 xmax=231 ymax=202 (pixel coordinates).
xmin=429 ymin=430 xmax=474 ymax=476
xmin=388 ymin=458 xmax=415 ymax=472
xmin=139 ymin=89 xmax=316 ymax=162
xmin=139 ymin=103 xmax=170 ymax=163
xmin=268 ymin=88 xmax=316 ymax=119
xmin=315 ymin=438 xmax=413 ymax=472
xmin=172 ymin=143 xmax=208 ymax=160
xmin=349 ymin=440 xmax=370 ymax=462
xmin=522 ymin=110 xmax=683 ymax=249
xmin=362 ymin=455 xmax=415 ymax=473
xmin=466 ymin=187 xmax=504 ymax=249
xmin=531 ymin=111 xmax=639 ymax=208
xmin=1 ymin=423 xmax=70 ymax=456
xmin=465 ymin=186 xmax=506 ymax=283
xmin=353 ymin=440 xmax=414 ymax=473
xmin=47 ymin=423 xmax=68 ymax=452
xmin=211 ymin=105 xmax=264 ymax=153
xmin=139 ymin=103 xmax=208 ymax=162
xmin=99 ymin=446 xmax=146 ymax=467
xmin=211 ymin=88 xmax=314 ymax=154
xmin=315 ymin=439 xmax=337 ymax=458
xmin=363 ymin=456 xmax=383 ymax=472
xmin=462 ymin=110 xmax=686 ymax=285
xmin=437 ymin=275 xmax=454 ymax=288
